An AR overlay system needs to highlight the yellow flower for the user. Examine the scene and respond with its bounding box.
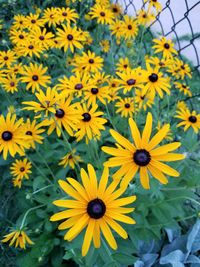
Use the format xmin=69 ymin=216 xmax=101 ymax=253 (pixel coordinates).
xmin=0 ymin=73 xmax=19 ymax=94
xmin=2 ymin=230 xmax=34 ymax=249
xmin=89 ymin=4 xmax=114 ymax=25
xmin=24 ymin=13 xmax=44 ymax=29
xmin=115 ymin=97 xmax=137 ymax=118
xmin=174 ymin=82 xmax=192 ymax=97
xmin=0 ymin=50 xmax=17 ymax=68
xmin=175 ymin=108 xmax=200 ymax=134
xmin=156 ymin=121 xmax=173 ymax=141
xmin=50 ymin=164 xmax=136 ymax=256
xmin=29 ymin=27 xmax=54 ymax=50
xmin=10 ymin=158 xmax=32 ymax=188
xmin=100 ymin=39 xmax=110 ymax=53
xmin=116 ymin=57 xmax=131 ymax=72
xmin=152 ymin=37 xmax=178 ymax=59
xmin=74 ymin=103 xmax=107 ymax=143
xmin=121 ymin=15 xmax=138 ymax=40
xmin=136 ymin=9 xmax=155 ymax=26
xmin=42 ymin=7 xmax=60 ymax=27
xmin=20 ymin=63 xmax=51 ymax=93
xmin=135 ymin=86 xmax=155 ymax=111
xmin=0 ymin=113 xmax=29 ymax=160
xmin=102 ymin=112 xmax=185 ymax=189
xmin=59 ymin=149 xmax=82 ymax=169
xmin=57 ymin=7 xmax=79 ymax=24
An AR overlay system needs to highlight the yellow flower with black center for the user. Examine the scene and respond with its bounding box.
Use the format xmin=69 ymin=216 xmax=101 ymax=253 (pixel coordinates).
xmin=2 ymin=230 xmax=34 ymax=249
xmin=42 ymin=7 xmax=60 ymax=27
xmin=136 ymin=9 xmax=155 ymax=26
xmin=84 ymin=85 xmax=111 ymax=106
xmin=57 ymin=7 xmax=79 ymax=24
xmin=152 ymin=37 xmax=178 ymax=59
xmin=135 ymin=86 xmax=155 ymax=111
xmin=109 ymin=19 xmax=124 ymax=39
xmin=0 ymin=50 xmax=17 ymax=68
xmin=168 ymin=58 xmax=192 ymax=80
xmin=20 ymin=63 xmax=51 ymax=93
xmin=0 ymin=73 xmax=19 ymax=94
xmin=43 ymin=96 xmax=82 ymax=137
xmin=21 ymin=119 xmax=45 ymax=149
xmin=74 ymin=103 xmax=107 ymax=143
xmin=102 ymin=112 xmax=185 ymax=189
xmin=145 ymin=0 xmax=162 ymax=13
xmin=22 ymin=87 xmax=62 ymax=118
xmin=110 ymin=3 xmax=123 ymax=17
xmin=0 ymin=113 xmax=29 ymax=160
xmin=59 ymin=149 xmax=82 ymax=169
xmin=24 ymin=13 xmax=44 ymax=29
xmin=9 ymin=29 xmax=28 ymax=46
xmin=116 ymin=67 xmax=142 ymax=94
xmin=56 ymin=25 xmax=84 ymax=53
xmin=50 ymin=164 xmax=136 ymax=256
xmin=89 ymin=4 xmax=114 ymax=25
xmin=122 ymin=15 xmax=138 ymax=40
xmin=175 ymin=108 xmax=200 ymax=134
xmin=143 ymin=63 xmax=171 ymax=98
xmin=146 ymin=56 xmax=171 ymax=69
xmin=174 ymin=82 xmax=192 ymax=97
xmin=29 ymin=27 xmax=54 ymax=50
xmin=12 ymin=14 xmax=26 ymax=30
xmin=73 ymin=50 xmax=104 ymax=73
xmin=116 ymin=57 xmax=131 ymax=72
xmin=10 ymin=158 xmax=32 ymax=188
xmin=115 ymin=97 xmax=137 ymax=118
xmin=16 ymin=40 xmax=44 ymax=58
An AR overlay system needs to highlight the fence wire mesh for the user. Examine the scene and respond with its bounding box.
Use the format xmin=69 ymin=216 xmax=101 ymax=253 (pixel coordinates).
xmin=114 ymin=0 xmax=200 ymax=75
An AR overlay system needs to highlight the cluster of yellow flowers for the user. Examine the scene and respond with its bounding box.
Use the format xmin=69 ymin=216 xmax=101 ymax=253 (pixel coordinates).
xmin=0 ymin=0 xmax=199 ymax=258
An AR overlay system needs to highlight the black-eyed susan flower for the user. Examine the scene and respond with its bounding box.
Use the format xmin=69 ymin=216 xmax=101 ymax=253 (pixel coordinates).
xmin=1 ymin=230 xmax=34 ymax=249
xmin=9 ymin=29 xmax=28 ymax=46
xmin=102 ymin=112 xmax=185 ymax=189
xmin=50 ymin=164 xmax=136 ymax=256
xmin=20 ymin=63 xmax=51 ymax=93
xmin=24 ymin=13 xmax=44 ymax=29
xmin=145 ymin=0 xmax=162 ymax=13
xmin=110 ymin=3 xmax=123 ymax=17
xmin=122 ymin=15 xmax=138 ymax=40
xmin=89 ymin=4 xmax=114 ymax=25
xmin=75 ymin=103 xmax=107 ymax=143
xmin=22 ymin=87 xmax=62 ymax=118
xmin=171 ymin=58 xmax=192 ymax=79
xmin=136 ymin=9 xmax=155 ymax=26
xmin=21 ymin=119 xmax=45 ymax=149
xmin=152 ymin=37 xmax=178 ymax=59
xmin=135 ymin=87 xmax=155 ymax=111
xmin=84 ymin=85 xmax=111 ymax=106
xmin=143 ymin=63 xmax=171 ymax=98
xmin=59 ymin=149 xmax=82 ymax=169
xmin=10 ymin=158 xmax=32 ymax=188
xmin=56 ymin=25 xmax=84 ymax=53
xmin=0 ymin=73 xmax=19 ymax=94
xmin=116 ymin=68 xmax=142 ymax=94
xmin=73 ymin=51 xmax=104 ymax=73
xmin=43 ymin=96 xmax=82 ymax=137
xmin=174 ymin=82 xmax=192 ymax=97
xmin=29 ymin=27 xmax=54 ymax=50
xmin=175 ymin=108 xmax=200 ymax=134
xmin=42 ymin=7 xmax=60 ymax=27
xmin=16 ymin=40 xmax=44 ymax=58
xmin=57 ymin=7 xmax=79 ymax=24
xmin=115 ymin=97 xmax=137 ymax=118
xmin=109 ymin=19 xmax=124 ymax=40
xmin=0 ymin=50 xmax=17 ymax=68
xmin=12 ymin=14 xmax=26 ymax=30
xmin=0 ymin=113 xmax=29 ymax=160
xmin=116 ymin=57 xmax=131 ymax=72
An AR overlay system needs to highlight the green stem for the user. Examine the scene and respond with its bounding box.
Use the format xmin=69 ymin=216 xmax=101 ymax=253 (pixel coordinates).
xmin=151 ymin=214 xmax=196 ymax=228
xmin=105 ymin=102 xmax=117 ymax=131
xmin=20 ymin=204 xmax=45 ymax=230
xmin=32 ymin=185 xmax=54 ymax=195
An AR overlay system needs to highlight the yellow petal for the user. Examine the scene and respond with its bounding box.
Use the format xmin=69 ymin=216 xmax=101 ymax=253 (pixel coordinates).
xmin=99 ymin=218 xmax=117 ymax=250
xmin=141 ymin=112 xmax=152 ymax=147
xmin=104 ymin=216 xmax=128 ymax=239
xmin=110 ymin=129 xmax=135 ymax=151
xmin=150 ymin=142 xmax=181 ymax=156
xmin=82 ymin=219 xmax=95 ymax=256
xmin=147 ymin=124 xmax=170 ymax=151
xmin=128 ymin=117 xmax=141 ymax=148
xmin=150 ymin=160 xmax=180 ymax=177
xmin=140 ymin=167 xmax=150 ymax=189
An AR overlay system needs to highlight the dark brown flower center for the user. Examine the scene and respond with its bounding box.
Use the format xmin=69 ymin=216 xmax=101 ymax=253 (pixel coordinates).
xmin=26 ymin=131 xmax=32 ymax=135
xmin=181 ymin=65 xmax=185 ymax=70
xmin=62 ymin=12 xmax=67 ymax=16
xmin=89 ymin=59 xmax=94 ymax=64
xmin=127 ymin=79 xmax=136 ymax=85
xmin=133 ymin=149 xmax=151 ymax=166
xmin=19 ymin=34 xmax=24 ymax=39
xmin=39 ymin=36 xmax=45 ymax=40
xmin=82 ymin=112 xmax=91 ymax=122
xmin=113 ymin=7 xmax=118 ymax=13
xmin=100 ymin=12 xmax=105 ymax=17
xmin=10 ymin=82 xmax=15 ymax=87
xmin=87 ymin=198 xmax=106 ymax=219
xmin=164 ymin=43 xmax=170 ymax=49
xmin=75 ymin=83 xmax=83 ymax=90
xmin=68 ymin=154 xmax=73 ymax=159
xmin=149 ymin=73 xmax=158 ymax=82
xmin=125 ymin=103 xmax=130 ymax=108
xmin=128 ymin=24 xmax=132 ymax=30
xmin=67 ymin=34 xmax=73 ymax=41
xmin=2 ymin=131 xmax=13 ymax=141
xmin=55 ymin=109 xmax=65 ymax=118
xmin=31 ymin=19 xmax=36 ymax=24
xmin=188 ymin=115 xmax=197 ymax=123
xmin=32 ymin=75 xmax=39 ymax=81
xmin=4 ymin=56 xmax=8 ymax=60
xmin=91 ymin=88 xmax=99 ymax=94
xmin=28 ymin=45 xmax=34 ymax=49
xmin=20 ymin=167 xmax=25 ymax=172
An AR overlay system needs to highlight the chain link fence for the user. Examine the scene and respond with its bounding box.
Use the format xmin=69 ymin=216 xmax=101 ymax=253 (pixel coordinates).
xmin=115 ymin=0 xmax=200 ymax=75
